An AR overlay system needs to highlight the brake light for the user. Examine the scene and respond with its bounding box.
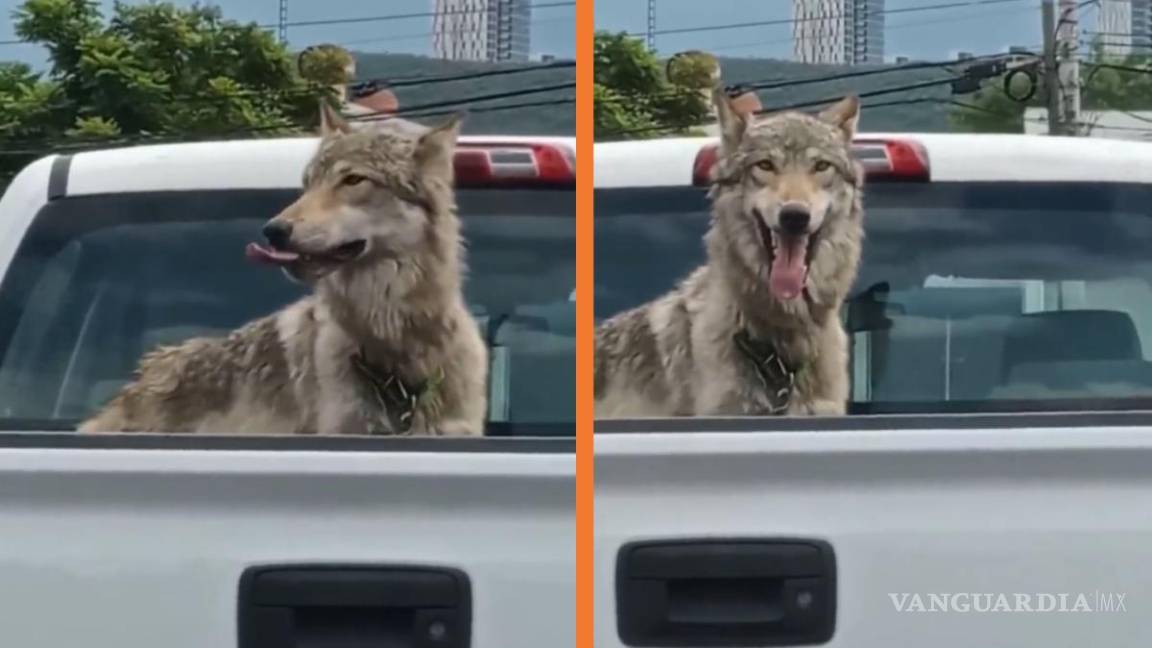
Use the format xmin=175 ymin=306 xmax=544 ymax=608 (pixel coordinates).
xmin=691 ymin=145 xmax=719 ymax=187
xmin=691 ymin=138 xmax=930 ymax=187
xmin=852 ymin=139 xmax=930 ymax=181
xmin=454 ymin=142 xmax=575 ymax=188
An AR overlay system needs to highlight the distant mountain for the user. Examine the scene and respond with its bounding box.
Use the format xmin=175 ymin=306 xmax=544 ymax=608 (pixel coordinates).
xmin=715 ymin=56 xmax=955 ymax=133
xmin=357 ymin=52 xmax=961 ymax=137
xmin=352 ymin=52 xmax=575 ymax=136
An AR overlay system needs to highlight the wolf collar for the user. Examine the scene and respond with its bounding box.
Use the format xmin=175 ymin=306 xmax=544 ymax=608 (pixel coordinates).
xmin=351 ymin=351 xmax=445 ymax=434
xmin=732 ymin=330 xmax=796 ymax=415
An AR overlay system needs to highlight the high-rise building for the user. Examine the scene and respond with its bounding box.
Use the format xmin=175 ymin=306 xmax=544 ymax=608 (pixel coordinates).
xmin=1093 ymin=0 xmax=1152 ymax=57
xmin=433 ymin=0 xmax=532 ymax=63
xmin=793 ymin=0 xmax=884 ymax=65
xmin=1099 ymin=0 xmax=1134 ymax=56
xmin=1133 ymin=0 xmax=1152 ymax=50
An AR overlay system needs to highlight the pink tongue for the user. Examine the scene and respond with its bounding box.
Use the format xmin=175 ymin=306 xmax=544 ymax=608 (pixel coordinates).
xmin=245 ymin=242 xmax=301 ymax=266
xmin=769 ymin=235 xmax=809 ymax=301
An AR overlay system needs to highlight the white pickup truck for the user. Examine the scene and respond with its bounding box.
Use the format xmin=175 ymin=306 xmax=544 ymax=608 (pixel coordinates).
xmin=594 ymin=134 xmax=1152 ymax=647
xmin=0 ymin=136 xmax=575 ymax=647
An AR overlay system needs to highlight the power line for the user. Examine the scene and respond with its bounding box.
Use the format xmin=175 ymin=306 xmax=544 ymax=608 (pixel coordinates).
xmin=595 ymin=51 xmax=1044 ymax=139
xmin=398 ymin=96 xmax=574 ymax=120
xmin=736 ymin=52 xmax=1033 ymax=92
xmin=1084 ymin=30 xmax=1152 ymax=37
xmin=1085 ymin=61 xmax=1152 ymax=75
xmin=384 ymin=60 xmax=574 ymax=88
xmin=755 ymin=76 xmax=963 ymax=114
xmin=0 ymin=1 xmax=576 ymax=47
xmin=340 ymin=80 xmax=576 ymax=122
xmin=336 ymin=15 xmax=574 ymax=51
xmin=0 ymin=96 xmax=576 ymax=155
xmin=626 ymin=0 xmax=1031 ymax=39
xmin=0 ymin=61 xmax=576 ymax=120
xmin=260 ymin=1 xmax=574 ymax=30
xmin=597 ymin=75 xmax=962 ymax=139
xmin=0 ymin=81 xmax=578 ymax=151
xmin=700 ymin=3 xmax=1043 ymax=56
xmin=784 ymin=95 xmax=1152 ymax=135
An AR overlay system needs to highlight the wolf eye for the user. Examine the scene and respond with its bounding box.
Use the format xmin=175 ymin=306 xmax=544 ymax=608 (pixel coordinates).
xmin=813 ymin=160 xmax=833 ymax=172
xmin=754 ymin=159 xmax=776 ymax=173
xmin=341 ymin=174 xmax=369 ymax=187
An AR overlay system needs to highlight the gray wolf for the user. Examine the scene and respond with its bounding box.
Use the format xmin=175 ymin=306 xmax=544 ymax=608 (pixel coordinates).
xmin=595 ymin=89 xmax=864 ymax=418
xmin=79 ymin=104 xmax=488 ymax=435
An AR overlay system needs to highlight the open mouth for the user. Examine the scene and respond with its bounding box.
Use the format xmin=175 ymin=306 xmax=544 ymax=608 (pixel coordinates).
xmin=244 ymin=239 xmax=367 ymax=268
xmin=756 ymin=218 xmax=818 ymax=302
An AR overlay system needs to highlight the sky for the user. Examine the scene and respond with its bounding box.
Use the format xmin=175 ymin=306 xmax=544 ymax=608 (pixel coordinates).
xmin=0 ymin=0 xmax=577 ymax=69
xmin=595 ymin=0 xmax=1099 ymax=63
xmin=0 ymin=0 xmax=1103 ymax=68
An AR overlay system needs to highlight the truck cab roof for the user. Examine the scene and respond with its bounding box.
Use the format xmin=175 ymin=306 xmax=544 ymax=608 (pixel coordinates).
xmin=21 ymin=135 xmax=576 ymax=197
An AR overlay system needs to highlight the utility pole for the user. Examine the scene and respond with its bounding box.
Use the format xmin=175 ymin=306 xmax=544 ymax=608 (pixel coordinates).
xmin=646 ymin=0 xmax=656 ymax=52
xmin=277 ymin=0 xmax=288 ymax=45
xmin=1057 ymin=0 xmax=1081 ymax=134
xmin=1041 ymin=0 xmax=1063 ymax=135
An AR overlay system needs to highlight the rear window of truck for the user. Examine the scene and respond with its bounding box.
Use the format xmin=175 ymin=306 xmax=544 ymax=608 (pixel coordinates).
xmin=596 ymin=182 xmax=1152 ymax=415
xmin=0 ymin=188 xmax=574 ymax=436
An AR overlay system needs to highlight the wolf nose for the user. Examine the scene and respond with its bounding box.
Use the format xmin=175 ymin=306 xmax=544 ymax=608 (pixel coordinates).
xmin=779 ymin=206 xmax=811 ymax=234
xmin=262 ymin=221 xmax=293 ymax=250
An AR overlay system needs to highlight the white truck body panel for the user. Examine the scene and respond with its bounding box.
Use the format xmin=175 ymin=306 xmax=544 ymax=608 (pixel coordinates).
xmin=0 ymin=137 xmax=576 ymax=648
xmin=595 ymin=419 xmax=1152 ymax=647
xmin=594 ymin=134 xmax=1152 ymax=646
xmin=0 ymin=438 xmax=574 ymax=647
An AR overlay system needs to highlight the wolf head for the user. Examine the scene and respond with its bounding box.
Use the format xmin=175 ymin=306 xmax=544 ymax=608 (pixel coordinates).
xmin=248 ymin=102 xmax=462 ymax=285
xmin=708 ymin=88 xmax=863 ymax=311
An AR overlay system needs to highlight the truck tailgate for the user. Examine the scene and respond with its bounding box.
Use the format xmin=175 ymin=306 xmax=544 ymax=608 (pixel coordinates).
xmin=0 ymin=435 xmax=574 ymax=648
xmin=596 ymin=415 xmax=1152 ymax=647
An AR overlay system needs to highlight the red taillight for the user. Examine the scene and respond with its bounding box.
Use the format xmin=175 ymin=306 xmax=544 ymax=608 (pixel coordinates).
xmin=692 ymin=145 xmax=719 ymax=187
xmin=691 ymin=138 xmax=930 ymax=187
xmin=454 ymin=142 xmax=575 ymax=188
xmin=852 ymin=139 xmax=930 ymax=181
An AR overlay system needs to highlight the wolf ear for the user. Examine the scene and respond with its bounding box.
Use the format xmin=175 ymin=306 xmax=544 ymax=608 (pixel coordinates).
xmin=713 ymin=85 xmax=748 ymax=152
xmin=318 ymin=100 xmax=351 ymax=137
xmin=416 ymin=113 xmax=464 ymax=181
xmin=818 ymin=95 xmax=860 ymax=141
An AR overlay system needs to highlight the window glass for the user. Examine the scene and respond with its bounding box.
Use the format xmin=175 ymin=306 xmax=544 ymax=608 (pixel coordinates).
xmin=0 ymin=189 xmax=575 ymax=434
xmin=595 ymin=182 xmax=1152 ymax=414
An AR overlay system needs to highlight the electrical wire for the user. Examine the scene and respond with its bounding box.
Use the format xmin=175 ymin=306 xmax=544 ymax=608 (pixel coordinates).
xmin=0 ymin=59 xmax=576 ymax=121
xmin=736 ymin=52 xmax=1034 ymax=92
xmin=626 ymin=0 xmax=1032 ymax=39
xmin=0 ymin=1 xmax=576 ymax=47
xmin=0 ymin=81 xmax=578 ymax=152
xmin=700 ymin=4 xmax=1043 ymax=57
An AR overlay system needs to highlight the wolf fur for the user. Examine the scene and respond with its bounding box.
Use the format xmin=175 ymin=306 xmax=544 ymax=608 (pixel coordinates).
xmin=595 ymin=90 xmax=864 ymax=418
xmin=79 ymin=104 xmax=488 ymax=435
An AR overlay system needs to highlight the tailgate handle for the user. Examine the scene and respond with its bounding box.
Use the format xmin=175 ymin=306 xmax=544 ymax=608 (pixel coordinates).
xmin=616 ymin=539 xmax=836 ymax=646
xmin=238 ymin=564 xmax=471 ymax=648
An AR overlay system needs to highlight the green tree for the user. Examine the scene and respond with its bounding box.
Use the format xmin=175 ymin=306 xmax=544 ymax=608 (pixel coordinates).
xmin=1 ymin=0 xmax=325 ymax=181
xmin=665 ymin=50 xmax=718 ymax=89
xmin=298 ymin=44 xmax=355 ymax=86
xmin=594 ymin=31 xmax=710 ymax=140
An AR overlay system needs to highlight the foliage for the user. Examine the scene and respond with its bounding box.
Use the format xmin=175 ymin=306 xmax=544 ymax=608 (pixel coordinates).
xmin=593 ymin=31 xmax=711 ymax=140
xmin=665 ymin=50 xmax=718 ymax=89
xmin=1 ymin=0 xmax=325 ymax=180
xmin=298 ymin=44 xmax=355 ymax=86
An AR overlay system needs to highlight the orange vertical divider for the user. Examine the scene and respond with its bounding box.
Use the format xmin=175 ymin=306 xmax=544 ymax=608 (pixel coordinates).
xmin=574 ymin=0 xmax=594 ymax=646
